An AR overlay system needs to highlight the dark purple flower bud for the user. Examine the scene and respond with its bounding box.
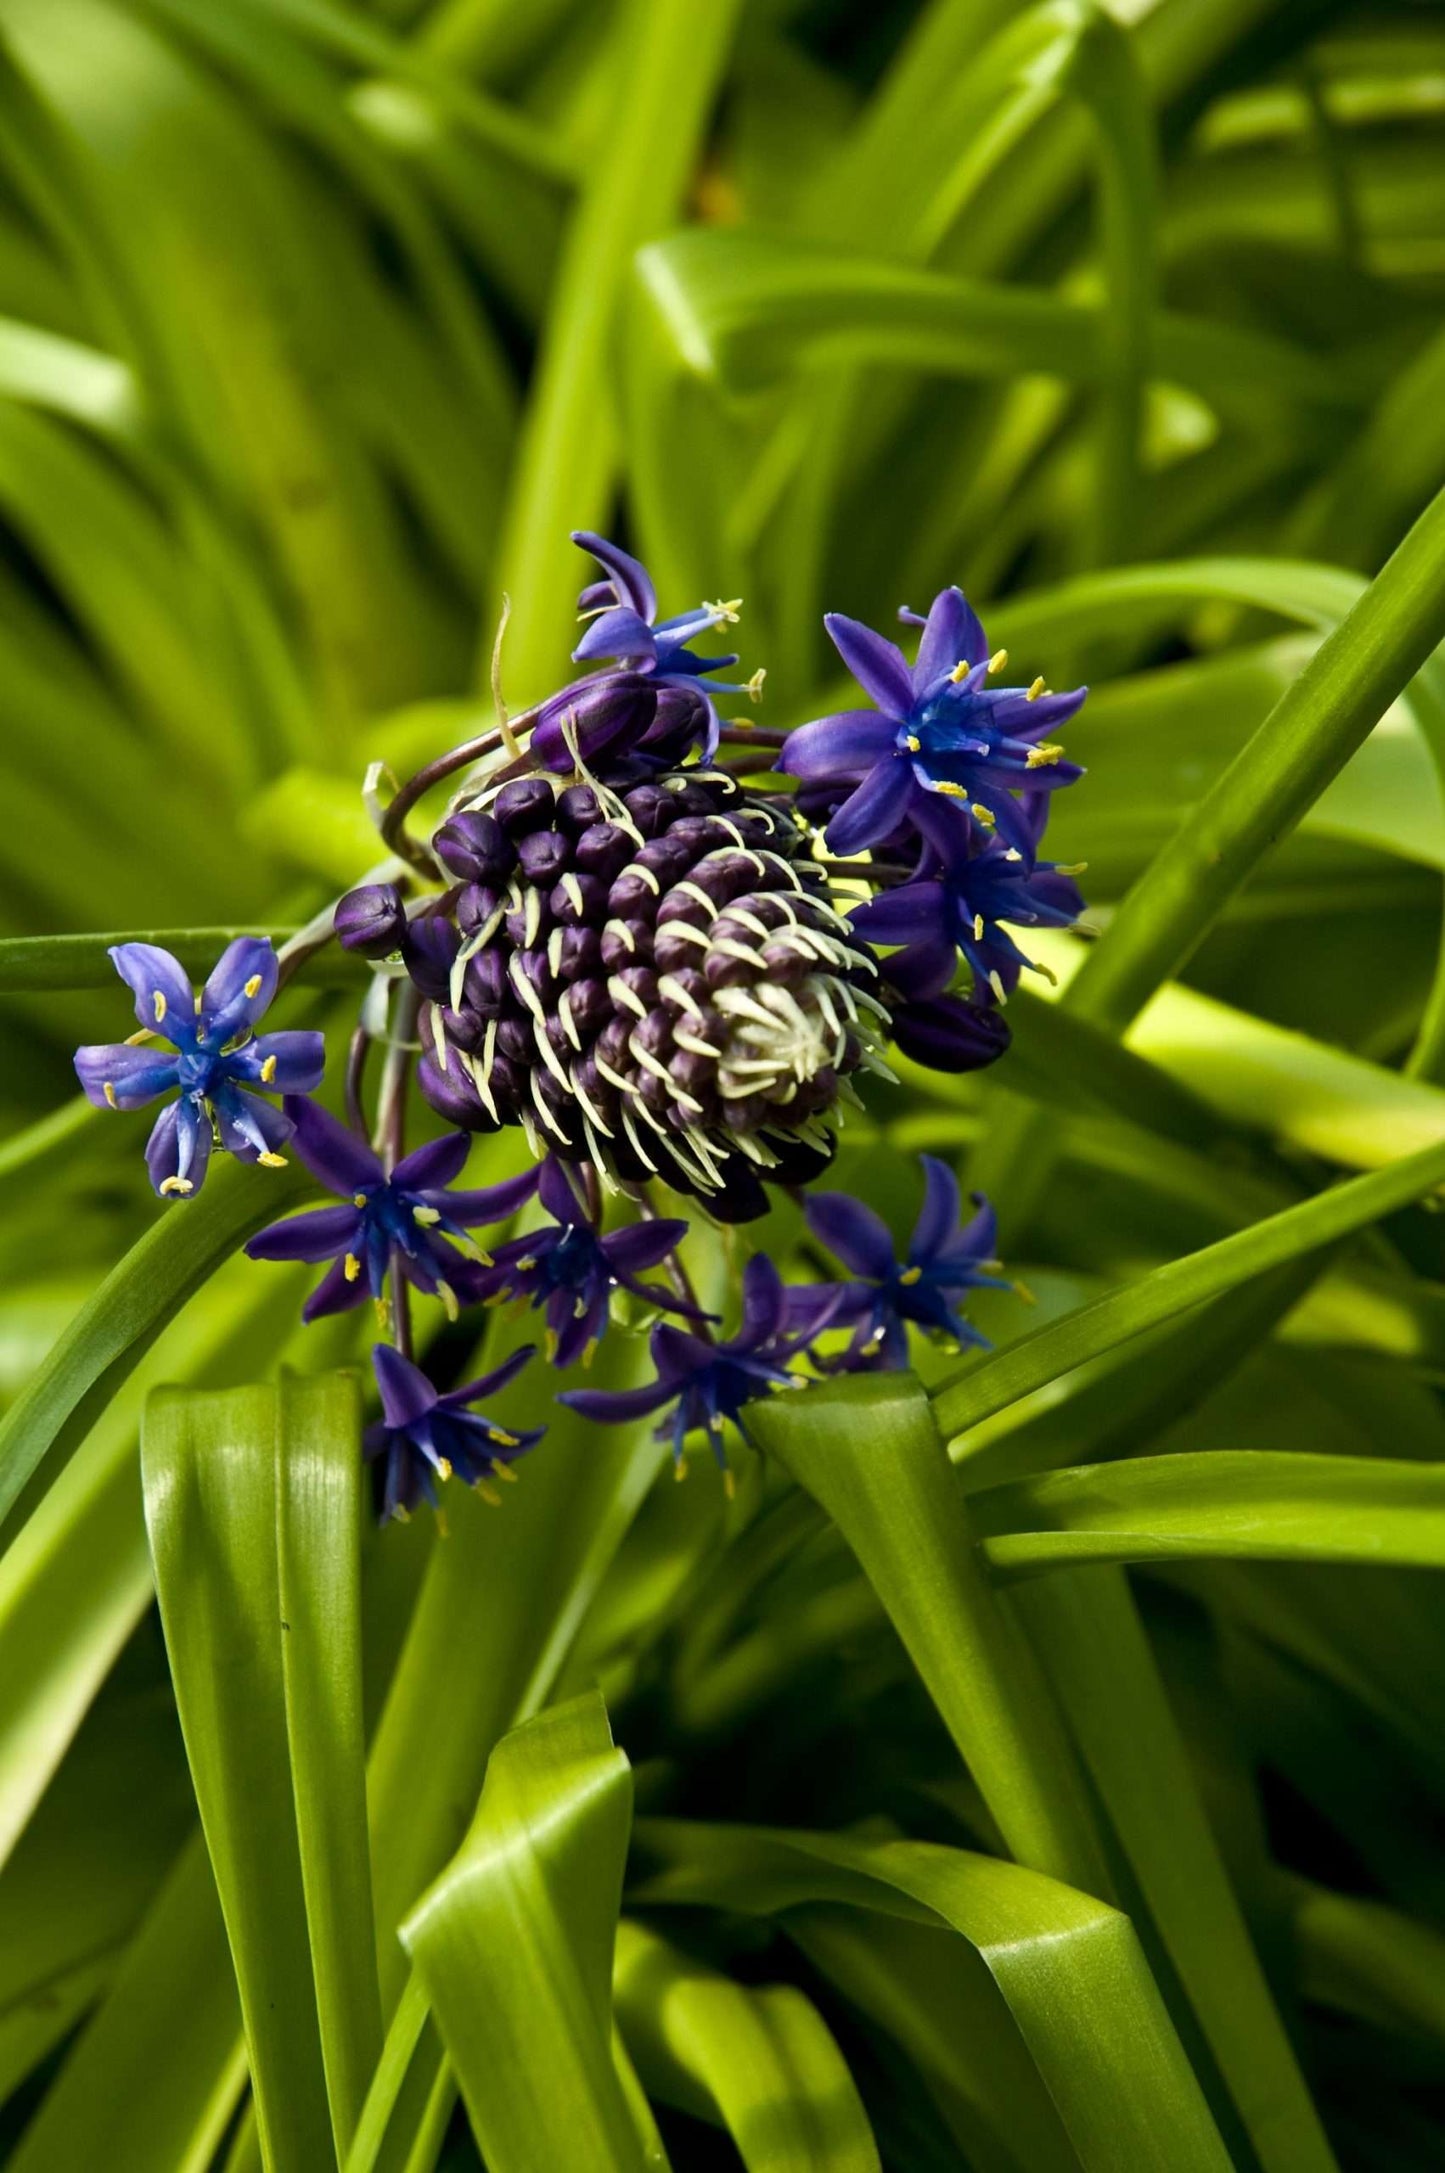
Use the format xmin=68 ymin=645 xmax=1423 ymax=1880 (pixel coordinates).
xmin=417 ymin=1048 xmax=497 ymax=1131
xmin=623 ymin=783 xmax=673 ymax=837
xmin=550 ymin=872 xmax=607 ymax=926
xmin=402 ymin=915 xmax=460 ymax=1000
xmin=497 ymin=1015 xmax=533 ymax=1064
xmin=557 ymin=927 xmax=602 ymax=982
xmin=517 ymin=829 xmax=570 ymax=886
xmin=634 ymin=836 xmax=694 ymax=886
xmin=432 ymin=811 xmax=516 ymax=885
xmin=562 ymin=978 xmax=611 ymax=1040
xmin=464 ymin=948 xmax=508 ymax=1016
xmin=335 ymin=883 xmax=406 ymax=957
xmin=457 ymin=883 xmax=505 ymax=937
xmin=573 ymin=823 xmax=634 ymax=882
xmin=530 ymin=672 xmax=657 ymax=774
xmin=640 ymin=683 xmax=712 ymax=761
xmin=555 ymin=785 xmax=601 ymax=832
xmin=493 ymin=779 xmax=556 ymax=834
xmin=602 ymin=919 xmax=652 ymax=971
xmin=891 ymin=992 xmax=1011 ymax=1073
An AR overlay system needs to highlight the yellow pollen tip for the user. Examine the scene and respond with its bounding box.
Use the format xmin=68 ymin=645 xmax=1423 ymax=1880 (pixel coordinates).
xmin=435 ymin=1457 xmax=452 ymax=1482
xmin=258 ymin=1151 xmax=287 ymax=1169
xmin=1027 ymin=676 xmax=1046 ymax=700
xmin=344 ymin=1254 xmax=361 ymax=1282
xmin=899 ymin=1265 xmax=923 ymax=1285
xmin=152 ymin=992 xmax=166 ymax=1023
xmin=723 ymin=1467 xmax=736 ymax=1500
xmin=103 ymin=1081 xmax=118 ymax=1108
xmin=353 ymin=1193 xmax=367 ymax=1208
xmin=477 ymin=1481 xmax=502 ymax=1507
xmin=708 ymin=597 xmax=743 ymax=624
xmin=949 ymin=660 xmax=971 ymax=684
xmin=674 ymin=1458 xmax=688 ymax=1483
xmin=158 ymin=1175 xmax=194 ymax=1196
xmin=515 ymin=1255 xmax=537 ymax=1273
xmin=493 ymin=1429 xmax=520 ymax=1449
xmin=243 ymin=974 xmax=263 ymax=999
xmin=973 ymin=914 xmax=985 ymax=941
xmin=971 ymin=804 xmax=996 ymax=826
xmin=412 ymin=1205 xmax=441 ymax=1225
xmin=582 ymin=1338 xmax=599 ymax=1368
xmin=746 ymin=668 xmax=767 ymax=703
xmin=437 ymin=1281 xmax=459 ymax=1322
xmin=905 ymin=734 xmax=921 ymax=752
xmin=934 ymin=781 xmax=968 ymax=798
xmin=260 ymin=1054 xmax=277 ymax=1084
xmin=492 ymin=1459 xmax=519 ymax=1483
xmin=988 ymin=648 xmax=1008 ymax=675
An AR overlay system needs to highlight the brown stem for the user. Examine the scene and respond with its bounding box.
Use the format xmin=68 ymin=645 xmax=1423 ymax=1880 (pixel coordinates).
xmin=345 ymin=1025 xmax=372 ymax=1138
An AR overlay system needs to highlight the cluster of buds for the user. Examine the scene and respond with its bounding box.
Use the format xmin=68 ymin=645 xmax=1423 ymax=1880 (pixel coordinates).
xmin=75 ymin=530 xmax=1086 ymax=1514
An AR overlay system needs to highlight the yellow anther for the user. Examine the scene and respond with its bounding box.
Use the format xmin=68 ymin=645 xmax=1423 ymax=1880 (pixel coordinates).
xmin=243 ymin=974 xmax=263 ymax=999
xmin=103 ymin=1081 xmax=118 ymax=1108
xmin=746 ymin=668 xmax=767 ymax=703
xmin=723 ymin=1467 xmax=736 ymax=1500
xmin=515 ymin=1255 xmax=537 ymax=1273
xmin=260 ymin=1054 xmax=277 ymax=1084
xmin=353 ymin=1193 xmax=367 ymax=1208
xmin=437 ymin=1281 xmax=459 ymax=1322
xmin=934 ymin=781 xmax=968 ymax=798
xmin=435 ymin=1456 xmax=453 ymax=1482
xmin=971 ymin=804 xmax=996 ymax=826
xmin=477 ymin=1480 xmax=502 ymax=1507
xmin=988 ymin=648 xmax=1008 ymax=675
xmin=582 ymin=1338 xmax=599 ymax=1368
xmin=412 ymin=1204 xmax=441 ymax=1225
xmin=344 ymin=1254 xmax=361 ymax=1283
xmin=898 ymin=1265 xmax=923 ymax=1286
xmin=152 ymin=991 xmax=167 ymax=1024
xmin=1027 ymin=676 xmax=1046 ymax=700
xmin=374 ymin=1298 xmax=388 ymax=1327
xmin=707 ymin=597 xmax=743 ymax=624
xmin=493 ymin=1429 xmax=520 ymax=1449
xmin=1025 ymin=743 xmax=1062 ymax=769
xmin=393 ymin=1503 xmax=411 ymax=1524
xmin=989 ymin=970 xmax=1007 ymax=1004
xmin=949 ymin=660 xmax=972 ymax=684
xmin=1013 ymin=1277 xmax=1037 ymax=1305
xmin=491 ymin=1459 xmax=519 ymax=1484
xmin=258 ymin=1151 xmax=288 ymax=1168
xmin=904 ymin=734 xmax=921 ymax=753
xmin=973 ymin=914 xmax=985 ymax=941
xmin=674 ymin=1458 xmax=689 ymax=1483
xmin=158 ymin=1175 xmax=194 ymax=1195
xmin=544 ymin=1329 xmax=558 ymax=1363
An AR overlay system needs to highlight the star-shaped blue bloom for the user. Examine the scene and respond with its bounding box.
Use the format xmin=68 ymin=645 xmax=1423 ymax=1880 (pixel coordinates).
xmin=245 ymin=1097 xmax=539 ymax=1321
xmin=471 ymin=1156 xmax=703 ymax=1369
xmin=74 ymin=938 xmax=324 ymax=1198
xmin=782 ymin=586 xmax=1084 ymax=860
xmin=530 ymin=532 xmax=761 ymax=772
xmin=560 ymin=1255 xmax=830 ymax=1479
xmin=852 ymin=795 xmax=1084 ymax=1007
xmin=364 ymin=1343 xmax=544 ymax=1522
xmin=787 ymin=1156 xmax=1009 ymax=1371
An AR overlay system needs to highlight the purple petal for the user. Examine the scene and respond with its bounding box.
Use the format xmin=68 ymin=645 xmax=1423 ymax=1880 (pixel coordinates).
xmin=559 ymin=1380 xmax=674 ymax=1425
xmin=572 ymin=531 xmax=657 ymax=623
xmin=805 ymin=1192 xmax=895 ymax=1282
xmin=912 ymin=1156 xmax=961 ymax=1263
xmin=146 ymin=1098 xmax=210 ymax=1198
xmin=824 ymin=614 xmax=914 ymax=719
xmin=226 ymin=1032 xmax=325 ymax=1094
xmin=372 ymin=1344 xmax=437 ymax=1429
xmin=198 ymin=938 xmax=278 ymax=1046
xmin=881 ymin=937 xmax=957 ymax=1001
xmin=781 ymin=711 xmax=896 ymax=784
xmin=851 ymin=879 xmax=950 ymax=949
xmin=538 ymin=1156 xmax=586 ymax=1227
xmin=108 ymin=944 xmax=194 ymax=1040
xmin=74 ymin=1042 xmax=179 ymax=1111
xmin=572 ymin=606 xmax=657 ymax=667
xmin=892 ymin=993 xmax=1011 ymax=1073
xmin=438 ymin=1166 xmax=543 ymax=1227
xmin=937 ymin=1194 xmax=998 ymax=1272
xmin=303 ymin=1256 xmax=366 ymax=1321
xmin=826 ymin=758 xmax=918 ymax=857
xmin=913 ymin=587 xmax=988 ymax=688
xmin=282 ymin=1095 xmax=381 ymax=1195
xmin=783 ymin=1279 xmax=870 ymax=1336
xmin=603 ymin=1219 xmax=687 ymax=1279
xmin=391 ymin=1130 xmax=472 ymax=1194
xmin=211 ymin=1085 xmax=293 ymax=1163
xmin=245 ymin=1204 xmax=361 ymax=1264
xmin=439 ymin=1342 xmax=537 ymax=1409
xmin=737 ymin=1255 xmax=785 ymax=1347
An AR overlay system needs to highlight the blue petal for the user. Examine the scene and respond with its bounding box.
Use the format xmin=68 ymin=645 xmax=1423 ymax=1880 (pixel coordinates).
xmin=782 ymin=710 xmax=896 ymax=783
xmin=911 ymin=1156 xmax=962 ymax=1264
xmin=805 ymin=1192 xmax=896 ymax=1282
xmin=282 ymin=1094 xmax=382 ymax=1195
xmin=572 ymin=531 xmax=657 ymax=623
xmin=824 ymin=614 xmax=915 ymax=719
xmin=108 ymin=944 xmax=195 ymax=1041
xmin=572 ymin=605 xmax=657 ymax=667
xmin=373 ymin=1343 xmax=437 ymax=1429
xmin=826 ymin=756 xmax=918 ymax=857
xmin=736 ymin=1254 xmax=786 ymax=1348
xmin=226 ymin=1032 xmax=325 ymax=1094
xmin=851 ymin=879 xmax=951 ymax=949
xmin=146 ymin=1097 xmax=211 ymax=1198
xmin=198 ymin=937 xmax=278 ymax=1048
xmin=211 ymin=1083 xmax=293 ymax=1163
xmin=913 ymin=587 xmax=988 ymax=689
xmin=246 ymin=1203 xmax=361 ymax=1264
xmin=74 ymin=1042 xmax=180 ymax=1111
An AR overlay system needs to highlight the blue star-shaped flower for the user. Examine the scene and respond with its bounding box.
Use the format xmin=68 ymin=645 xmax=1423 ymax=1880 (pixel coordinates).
xmin=73 ymin=938 xmax=324 ymax=1197
xmin=852 ymin=794 xmax=1084 ymax=1007
xmin=471 ymin=1156 xmax=703 ymax=1369
xmin=530 ymin=532 xmax=761 ymax=772
xmin=782 ymin=586 xmax=1084 ymax=860
xmin=245 ymin=1097 xmax=539 ymax=1320
xmin=365 ymin=1343 xmax=544 ymax=1522
xmin=560 ymin=1255 xmax=830 ymax=1479
xmin=788 ymin=1156 xmax=1009 ymax=1370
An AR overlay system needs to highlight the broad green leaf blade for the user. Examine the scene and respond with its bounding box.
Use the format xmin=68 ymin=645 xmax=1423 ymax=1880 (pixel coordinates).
xmin=401 ymin=1691 xmax=647 ymax=2173
xmin=343 ymin=1972 xmax=448 ymax=2173
xmin=8 ymin=1833 xmax=245 ymax=2173
xmin=276 ymin=1370 xmax=382 ymax=2159
xmin=972 ymin=1452 xmax=1445 ymax=1575
xmin=142 ymin=1380 xmax=333 ymax=2171
xmin=0 ymin=928 xmax=361 ymax=991
xmin=0 ymin=1158 xmax=313 ymax=1527
xmin=631 ymin=1819 xmax=1233 ymax=2173
xmin=613 ymin=1918 xmax=880 ymax=2172
xmin=749 ymin=1374 xmax=1110 ymax=1895
xmin=932 ymin=1135 xmax=1445 ymax=1444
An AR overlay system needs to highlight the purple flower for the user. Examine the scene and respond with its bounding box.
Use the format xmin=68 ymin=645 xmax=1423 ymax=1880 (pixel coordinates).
xmin=472 ymin=1157 xmax=704 ymax=1369
xmin=530 ymin=533 xmax=760 ymax=772
xmin=365 ymin=1343 xmax=544 ymax=1522
xmin=560 ymin=1255 xmax=829 ymax=1478
xmin=74 ymin=938 xmax=323 ymax=1198
xmin=788 ymin=1156 xmax=1008 ymax=1370
xmin=852 ymin=796 xmax=1084 ymax=1007
xmin=245 ymin=1097 xmax=539 ymax=1321
xmin=782 ymin=587 xmax=1084 ymax=859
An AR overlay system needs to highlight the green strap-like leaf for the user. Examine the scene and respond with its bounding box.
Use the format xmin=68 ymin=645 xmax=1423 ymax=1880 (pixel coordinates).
xmin=401 ymin=1691 xmax=649 ymax=2173
xmin=613 ymin=1918 xmax=881 ymax=2172
xmin=932 ymin=1134 xmax=1445 ymax=1444
xmin=631 ymin=1819 xmax=1233 ymax=2173
xmin=0 ymin=928 xmax=360 ymax=991
xmin=971 ymin=1451 xmax=1445 ymax=1575
xmin=749 ymin=1375 xmax=1111 ymax=1896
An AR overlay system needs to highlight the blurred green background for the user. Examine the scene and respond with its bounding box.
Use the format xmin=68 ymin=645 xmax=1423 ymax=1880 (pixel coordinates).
xmin=3 ymin=0 xmax=1445 ymax=2168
